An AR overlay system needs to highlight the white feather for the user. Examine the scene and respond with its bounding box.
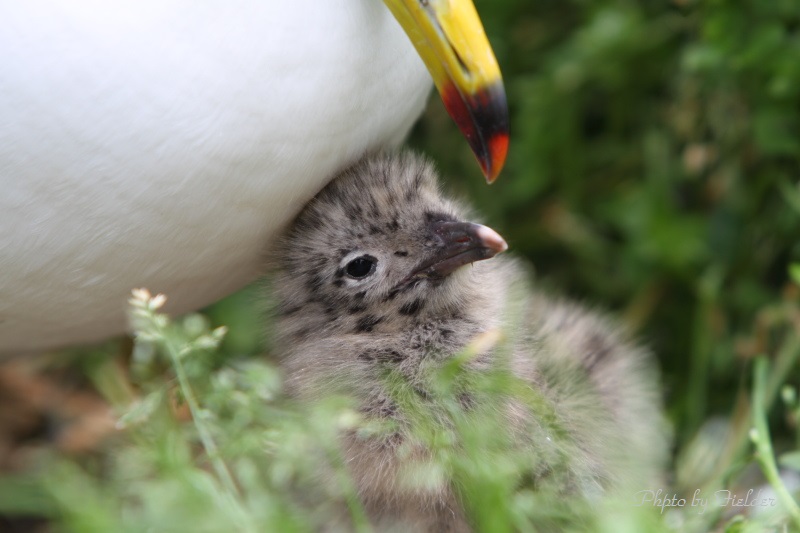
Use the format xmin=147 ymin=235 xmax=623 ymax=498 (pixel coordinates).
xmin=0 ymin=0 xmax=432 ymax=352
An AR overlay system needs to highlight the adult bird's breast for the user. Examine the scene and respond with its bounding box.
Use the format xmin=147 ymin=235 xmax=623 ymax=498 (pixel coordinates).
xmin=0 ymin=0 xmax=431 ymax=352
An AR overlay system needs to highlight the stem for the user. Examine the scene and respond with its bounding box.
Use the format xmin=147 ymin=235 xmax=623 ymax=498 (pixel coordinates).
xmin=688 ymin=330 xmax=800 ymax=531
xmin=751 ymin=357 xmax=800 ymax=530
xmin=155 ymin=322 xmax=256 ymax=533
xmin=732 ymin=334 xmax=800 ymax=473
xmin=685 ymin=266 xmax=723 ymax=443
xmin=766 ymin=333 xmax=800 ymax=408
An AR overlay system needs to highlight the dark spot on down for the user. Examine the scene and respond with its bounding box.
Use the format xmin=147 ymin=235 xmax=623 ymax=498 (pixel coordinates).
xmin=394 ymin=251 xmax=409 ymax=257
xmin=413 ymin=387 xmax=431 ymax=400
xmin=379 ymin=402 xmax=396 ymax=417
xmin=367 ymin=200 xmax=379 ymax=218
xmin=325 ymin=184 xmax=343 ymax=202
xmin=360 ymin=397 xmax=397 ymax=419
xmin=311 ymin=256 xmax=327 ymax=270
xmin=348 ymin=304 xmax=367 ymax=314
xmin=384 ymin=288 xmax=400 ymax=301
xmin=308 ymin=275 xmax=324 ymax=291
xmin=425 ymin=211 xmax=456 ymax=223
xmin=382 ymin=350 xmax=405 ymax=363
xmin=355 ymin=315 xmax=383 ymax=333
xmin=459 ymin=393 xmax=475 ymax=410
xmin=358 ymin=349 xmax=405 ymax=363
xmin=292 ymin=326 xmax=312 ymax=340
xmin=278 ymin=305 xmax=302 ymax=317
xmin=353 ymin=291 xmax=366 ymax=300
xmin=301 ymin=214 xmax=324 ymax=232
xmin=399 ymin=299 xmax=424 ymax=316
xmin=584 ymin=332 xmax=613 ymax=371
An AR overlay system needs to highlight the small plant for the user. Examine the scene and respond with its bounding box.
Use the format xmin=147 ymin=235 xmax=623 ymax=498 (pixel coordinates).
xmin=0 ymin=289 xmax=663 ymax=531
xmin=2 ymin=264 xmax=799 ymax=532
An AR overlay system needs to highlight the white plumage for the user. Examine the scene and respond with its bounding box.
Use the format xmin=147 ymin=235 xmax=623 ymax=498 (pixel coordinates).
xmin=0 ymin=1 xmax=434 ymax=352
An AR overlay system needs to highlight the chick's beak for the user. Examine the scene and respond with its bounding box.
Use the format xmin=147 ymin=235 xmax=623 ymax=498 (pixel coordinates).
xmin=410 ymin=220 xmax=508 ymax=279
xmin=384 ymin=0 xmax=509 ymax=182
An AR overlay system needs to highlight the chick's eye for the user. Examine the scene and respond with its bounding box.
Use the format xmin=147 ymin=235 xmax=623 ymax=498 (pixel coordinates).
xmin=345 ymin=255 xmax=377 ymax=279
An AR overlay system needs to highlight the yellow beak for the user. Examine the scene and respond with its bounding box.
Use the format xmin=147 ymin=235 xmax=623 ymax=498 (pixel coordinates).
xmin=384 ymin=0 xmax=509 ymax=183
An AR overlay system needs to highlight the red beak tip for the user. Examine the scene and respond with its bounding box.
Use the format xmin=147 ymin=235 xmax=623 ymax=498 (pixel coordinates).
xmin=485 ymin=133 xmax=509 ymax=183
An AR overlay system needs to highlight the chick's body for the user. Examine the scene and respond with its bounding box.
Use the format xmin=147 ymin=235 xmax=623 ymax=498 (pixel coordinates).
xmin=271 ymin=153 xmax=666 ymax=531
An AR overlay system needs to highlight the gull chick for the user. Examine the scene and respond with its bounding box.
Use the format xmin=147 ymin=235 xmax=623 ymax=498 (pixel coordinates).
xmin=271 ymin=153 xmax=666 ymax=531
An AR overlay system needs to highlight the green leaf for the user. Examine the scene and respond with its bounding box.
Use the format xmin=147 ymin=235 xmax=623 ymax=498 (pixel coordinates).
xmin=790 ymin=264 xmax=800 ymax=286
xmin=117 ymin=389 xmax=165 ymax=428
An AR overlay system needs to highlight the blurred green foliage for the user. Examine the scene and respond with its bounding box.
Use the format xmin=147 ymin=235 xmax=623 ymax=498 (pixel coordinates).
xmin=410 ymin=0 xmax=800 ymax=444
xmin=1 ymin=293 xmax=675 ymax=532
xmin=3 ymin=285 xmax=798 ymax=531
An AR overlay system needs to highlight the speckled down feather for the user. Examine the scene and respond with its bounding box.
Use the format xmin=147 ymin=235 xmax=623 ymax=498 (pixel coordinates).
xmin=270 ymin=152 xmax=667 ymax=532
